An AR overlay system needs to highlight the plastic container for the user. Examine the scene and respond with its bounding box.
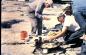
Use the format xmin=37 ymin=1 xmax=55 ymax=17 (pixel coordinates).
xmin=20 ymin=31 xmax=28 ymax=40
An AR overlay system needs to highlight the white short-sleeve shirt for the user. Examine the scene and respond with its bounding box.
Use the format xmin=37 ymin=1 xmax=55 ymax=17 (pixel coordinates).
xmin=63 ymin=15 xmax=80 ymax=31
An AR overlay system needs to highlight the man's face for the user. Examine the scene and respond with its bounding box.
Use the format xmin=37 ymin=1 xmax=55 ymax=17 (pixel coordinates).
xmin=44 ymin=3 xmax=51 ymax=8
xmin=58 ymin=16 xmax=64 ymax=23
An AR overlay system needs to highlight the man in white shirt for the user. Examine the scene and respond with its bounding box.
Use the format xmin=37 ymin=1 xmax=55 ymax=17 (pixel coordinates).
xmin=46 ymin=9 xmax=83 ymax=47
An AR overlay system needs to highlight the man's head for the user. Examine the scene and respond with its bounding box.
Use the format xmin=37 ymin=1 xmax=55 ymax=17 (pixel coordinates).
xmin=64 ymin=6 xmax=72 ymax=15
xmin=44 ymin=0 xmax=53 ymax=8
xmin=57 ymin=14 xmax=65 ymax=23
xmin=44 ymin=3 xmax=51 ymax=8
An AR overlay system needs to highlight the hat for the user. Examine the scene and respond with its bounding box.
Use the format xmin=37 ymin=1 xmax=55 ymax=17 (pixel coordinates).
xmin=57 ymin=13 xmax=65 ymax=19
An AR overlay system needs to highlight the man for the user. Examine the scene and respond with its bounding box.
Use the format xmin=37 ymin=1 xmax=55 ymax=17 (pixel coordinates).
xmin=71 ymin=0 xmax=86 ymax=35
xmin=46 ymin=9 xmax=83 ymax=47
xmin=27 ymin=0 xmax=53 ymax=35
xmin=72 ymin=0 xmax=86 ymax=54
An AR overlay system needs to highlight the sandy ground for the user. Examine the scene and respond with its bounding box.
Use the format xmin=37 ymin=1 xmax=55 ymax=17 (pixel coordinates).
xmin=1 ymin=1 xmax=81 ymax=55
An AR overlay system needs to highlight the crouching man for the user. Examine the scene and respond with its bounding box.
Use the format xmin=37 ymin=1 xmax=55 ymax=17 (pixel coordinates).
xmin=46 ymin=10 xmax=83 ymax=47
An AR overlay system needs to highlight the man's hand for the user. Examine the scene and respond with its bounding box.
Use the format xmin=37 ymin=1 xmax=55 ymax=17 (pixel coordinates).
xmin=80 ymin=34 xmax=86 ymax=40
xmin=47 ymin=36 xmax=54 ymax=41
xmin=47 ymin=30 xmax=62 ymax=41
xmin=43 ymin=16 xmax=50 ymax=20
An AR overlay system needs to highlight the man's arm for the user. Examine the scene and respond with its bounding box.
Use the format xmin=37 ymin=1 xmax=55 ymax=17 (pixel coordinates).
xmin=47 ymin=26 xmax=68 ymax=40
xmin=35 ymin=0 xmax=45 ymax=19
